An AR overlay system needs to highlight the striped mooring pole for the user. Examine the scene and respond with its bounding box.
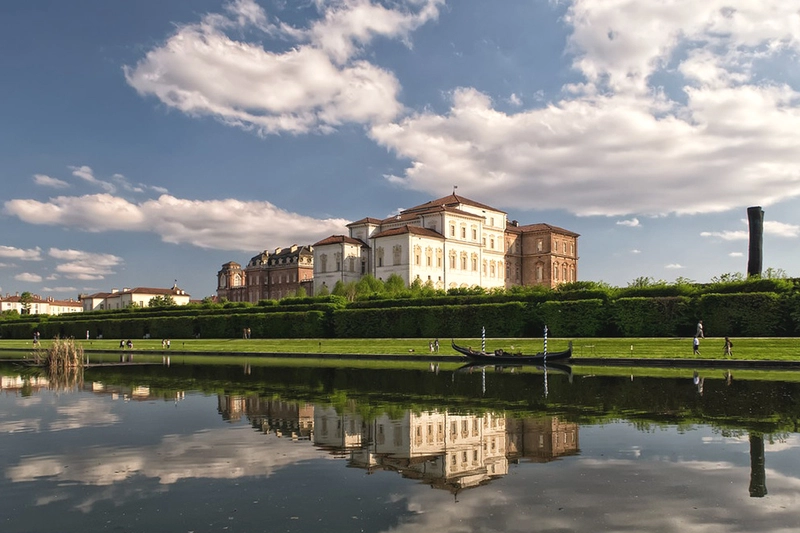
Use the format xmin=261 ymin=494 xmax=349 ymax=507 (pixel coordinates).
xmin=481 ymin=326 xmax=486 ymax=353
xmin=543 ymin=325 xmax=548 ymax=356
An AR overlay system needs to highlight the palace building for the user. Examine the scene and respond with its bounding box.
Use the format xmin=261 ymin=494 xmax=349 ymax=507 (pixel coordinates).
xmin=312 ymin=194 xmax=578 ymax=294
xmin=217 ymin=244 xmax=314 ymax=303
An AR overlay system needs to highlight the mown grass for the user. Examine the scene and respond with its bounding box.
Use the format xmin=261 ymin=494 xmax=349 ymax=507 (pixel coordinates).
xmin=1 ymin=336 xmax=799 ymax=361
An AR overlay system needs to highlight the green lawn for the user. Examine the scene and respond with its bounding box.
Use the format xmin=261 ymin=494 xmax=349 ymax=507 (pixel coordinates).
xmin=1 ymin=336 xmax=798 ymax=361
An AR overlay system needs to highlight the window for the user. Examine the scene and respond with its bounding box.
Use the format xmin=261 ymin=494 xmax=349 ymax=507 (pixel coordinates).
xmin=461 ymin=255 xmax=467 ymax=270
xmin=553 ymin=263 xmax=559 ymax=280
xmin=414 ymin=245 xmax=421 ymax=266
xmin=450 ymin=225 xmax=455 ymax=236
xmin=490 ymin=217 xmax=495 ymax=226
xmin=461 ymin=227 xmax=466 ymax=238
xmin=449 ymin=253 xmax=457 ymax=268
xmin=537 ymin=239 xmax=543 ymax=252
xmin=490 ymin=237 xmax=495 ymax=249
xmin=472 ymin=228 xmax=477 ymax=240
xmin=471 ymin=256 xmax=477 ymax=271
xmin=393 ymin=245 xmax=402 ymax=266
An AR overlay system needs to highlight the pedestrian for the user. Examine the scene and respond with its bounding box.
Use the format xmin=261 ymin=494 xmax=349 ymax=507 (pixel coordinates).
xmin=120 ymin=339 xmax=124 ymax=349
xmin=693 ymin=336 xmax=700 ymax=355
xmin=86 ymin=330 xmax=90 ymax=340
xmin=434 ymin=338 xmax=439 ymax=352
xmin=723 ymin=336 xmax=733 ymax=357
xmin=696 ymin=320 xmax=704 ymax=338
xmin=429 ymin=340 xmax=434 ymax=352
xmin=126 ymin=339 xmax=133 ymax=349
xmin=166 ymin=339 xmax=171 ymax=349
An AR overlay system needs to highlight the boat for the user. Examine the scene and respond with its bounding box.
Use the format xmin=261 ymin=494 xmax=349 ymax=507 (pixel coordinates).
xmin=451 ymin=340 xmax=572 ymax=364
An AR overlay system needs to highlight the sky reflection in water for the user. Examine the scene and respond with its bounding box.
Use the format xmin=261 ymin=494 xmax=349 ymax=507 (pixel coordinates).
xmin=1 ymin=364 xmax=800 ymax=533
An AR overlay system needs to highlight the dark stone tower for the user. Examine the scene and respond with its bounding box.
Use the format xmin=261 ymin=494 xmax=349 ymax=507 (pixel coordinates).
xmin=747 ymin=206 xmax=764 ymax=278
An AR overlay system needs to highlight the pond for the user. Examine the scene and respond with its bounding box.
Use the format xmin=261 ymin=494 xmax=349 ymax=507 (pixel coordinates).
xmin=1 ymin=358 xmax=799 ymax=533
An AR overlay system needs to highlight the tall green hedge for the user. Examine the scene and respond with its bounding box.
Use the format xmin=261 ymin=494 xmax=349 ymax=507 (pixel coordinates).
xmin=697 ymin=293 xmax=786 ymax=337
xmin=610 ymin=297 xmax=693 ymax=337
xmin=3 ymin=285 xmax=800 ymax=339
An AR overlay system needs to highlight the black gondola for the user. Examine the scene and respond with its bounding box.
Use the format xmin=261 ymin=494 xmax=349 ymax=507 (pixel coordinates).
xmin=451 ymin=340 xmax=572 ymax=364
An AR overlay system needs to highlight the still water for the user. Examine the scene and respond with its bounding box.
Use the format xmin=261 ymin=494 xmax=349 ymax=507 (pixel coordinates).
xmin=1 ymin=359 xmax=799 ymax=533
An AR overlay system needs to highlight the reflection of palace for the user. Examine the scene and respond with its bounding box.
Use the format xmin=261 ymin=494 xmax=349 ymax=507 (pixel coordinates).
xmin=218 ymin=396 xmax=315 ymax=440
xmin=312 ymin=405 xmax=579 ymax=493
xmin=214 ymin=394 xmax=579 ymax=492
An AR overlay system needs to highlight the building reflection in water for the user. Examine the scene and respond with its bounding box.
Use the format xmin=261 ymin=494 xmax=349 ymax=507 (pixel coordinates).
xmin=218 ymin=394 xmax=578 ymax=493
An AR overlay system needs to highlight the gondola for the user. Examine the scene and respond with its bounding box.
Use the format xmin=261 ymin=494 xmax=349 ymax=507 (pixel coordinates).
xmin=451 ymin=340 xmax=572 ymax=364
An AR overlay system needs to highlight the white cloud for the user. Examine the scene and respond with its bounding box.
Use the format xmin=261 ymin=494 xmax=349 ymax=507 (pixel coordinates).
xmin=4 ymin=194 xmax=351 ymax=252
xmin=700 ymin=230 xmax=748 ymax=241
xmin=33 ymin=174 xmax=70 ymax=189
xmin=42 ymin=286 xmax=78 ymax=293
xmin=124 ymin=0 xmax=442 ymax=135
xmin=0 ymin=245 xmax=43 ymax=261
xmin=630 ymin=249 xmax=641 ymax=254
xmin=665 ymin=263 xmax=684 ymax=269
xmin=764 ymin=220 xmax=800 ymax=238
xmin=702 ymin=219 xmax=799 ymax=241
xmin=70 ymin=165 xmax=116 ymax=193
xmin=507 ymin=93 xmax=522 ymax=107
xmin=49 ymin=248 xmax=124 ymax=281
xmin=15 ymin=272 xmax=43 ymax=283
xmin=369 ymin=2 xmax=800 ymax=217
xmin=616 ymin=218 xmax=640 ymax=227
xmin=729 ymin=252 xmax=744 ymax=257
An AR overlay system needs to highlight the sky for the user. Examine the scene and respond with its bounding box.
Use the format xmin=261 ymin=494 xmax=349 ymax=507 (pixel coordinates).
xmin=1 ymin=0 xmax=799 ymax=301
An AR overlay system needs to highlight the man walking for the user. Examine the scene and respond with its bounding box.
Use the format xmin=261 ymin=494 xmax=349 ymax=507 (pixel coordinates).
xmin=693 ymin=336 xmax=701 ymax=355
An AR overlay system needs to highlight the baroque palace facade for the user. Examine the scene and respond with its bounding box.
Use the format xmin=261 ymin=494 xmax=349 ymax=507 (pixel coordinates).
xmin=312 ymin=194 xmax=579 ymax=294
xmin=217 ymin=245 xmax=314 ymax=302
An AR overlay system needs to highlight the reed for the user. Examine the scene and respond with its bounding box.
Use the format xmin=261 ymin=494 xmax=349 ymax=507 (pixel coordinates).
xmin=34 ymin=336 xmax=84 ymax=371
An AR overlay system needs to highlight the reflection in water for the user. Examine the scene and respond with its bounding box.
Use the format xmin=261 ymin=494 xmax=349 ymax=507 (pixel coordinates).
xmin=749 ymin=434 xmax=768 ymax=498
xmin=2 ymin=363 xmax=800 ymax=533
xmin=220 ymin=393 xmax=578 ymax=493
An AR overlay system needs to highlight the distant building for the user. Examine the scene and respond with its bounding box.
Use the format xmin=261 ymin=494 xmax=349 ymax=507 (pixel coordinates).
xmin=80 ymin=285 xmax=191 ymax=311
xmin=312 ymin=193 xmax=579 ymax=293
xmin=0 ymin=293 xmax=83 ymax=315
xmin=217 ymin=244 xmax=314 ymax=303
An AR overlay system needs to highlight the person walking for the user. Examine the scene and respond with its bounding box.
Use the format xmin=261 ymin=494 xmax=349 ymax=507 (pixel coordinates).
xmin=723 ymin=337 xmax=733 ymax=357
xmin=693 ymin=336 xmax=701 ymax=355
xmin=696 ymin=320 xmax=704 ymax=338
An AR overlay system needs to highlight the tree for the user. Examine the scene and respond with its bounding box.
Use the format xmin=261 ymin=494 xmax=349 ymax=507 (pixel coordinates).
xmin=317 ymin=283 xmax=330 ymax=296
xmin=710 ymin=272 xmax=745 ymax=283
xmin=763 ymin=267 xmax=788 ymax=279
xmin=295 ymin=286 xmax=307 ymax=298
xmin=19 ymin=291 xmax=33 ymax=314
xmin=384 ymin=274 xmax=406 ymax=295
xmin=148 ymin=295 xmax=176 ymax=307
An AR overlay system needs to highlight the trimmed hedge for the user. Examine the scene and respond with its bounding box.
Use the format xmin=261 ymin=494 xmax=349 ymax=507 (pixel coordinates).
xmin=697 ymin=293 xmax=786 ymax=337
xmin=4 ymin=284 xmax=800 ymax=339
xmin=610 ymin=297 xmax=693 ymax=337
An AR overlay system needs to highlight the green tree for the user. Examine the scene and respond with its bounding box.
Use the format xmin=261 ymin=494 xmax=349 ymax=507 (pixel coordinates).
xmin=19 ymin=291 xmax=33 ymax=314
xmin=295 ymin=286 xmax=307 ymax=298
xmin=317 ymin=283 xmax=330 ymax=296
xmin=710 ymin=272 xmax=745 ymax=283
xmin=763 ymin=267 xmax=788 ymax=279
xmin=148 ymin=295 xmax=176 ymax=307
xmin=384 ymin=274 xmax=406 ymax=295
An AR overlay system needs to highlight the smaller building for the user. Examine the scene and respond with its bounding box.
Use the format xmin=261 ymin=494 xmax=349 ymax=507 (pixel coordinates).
xmin=0 ymin=293 xmax=83 ymax=315
xmin=80 ymin=285 xmax=191 ymax=311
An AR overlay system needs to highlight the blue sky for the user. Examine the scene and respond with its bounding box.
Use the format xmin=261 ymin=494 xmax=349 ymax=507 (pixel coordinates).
xmin=2 ymin=0 xmax=799 ymax=300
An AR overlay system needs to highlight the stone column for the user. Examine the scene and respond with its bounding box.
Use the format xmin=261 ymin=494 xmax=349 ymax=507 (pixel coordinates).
xmin=746 ymin=206 xmax=764 ymax=278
